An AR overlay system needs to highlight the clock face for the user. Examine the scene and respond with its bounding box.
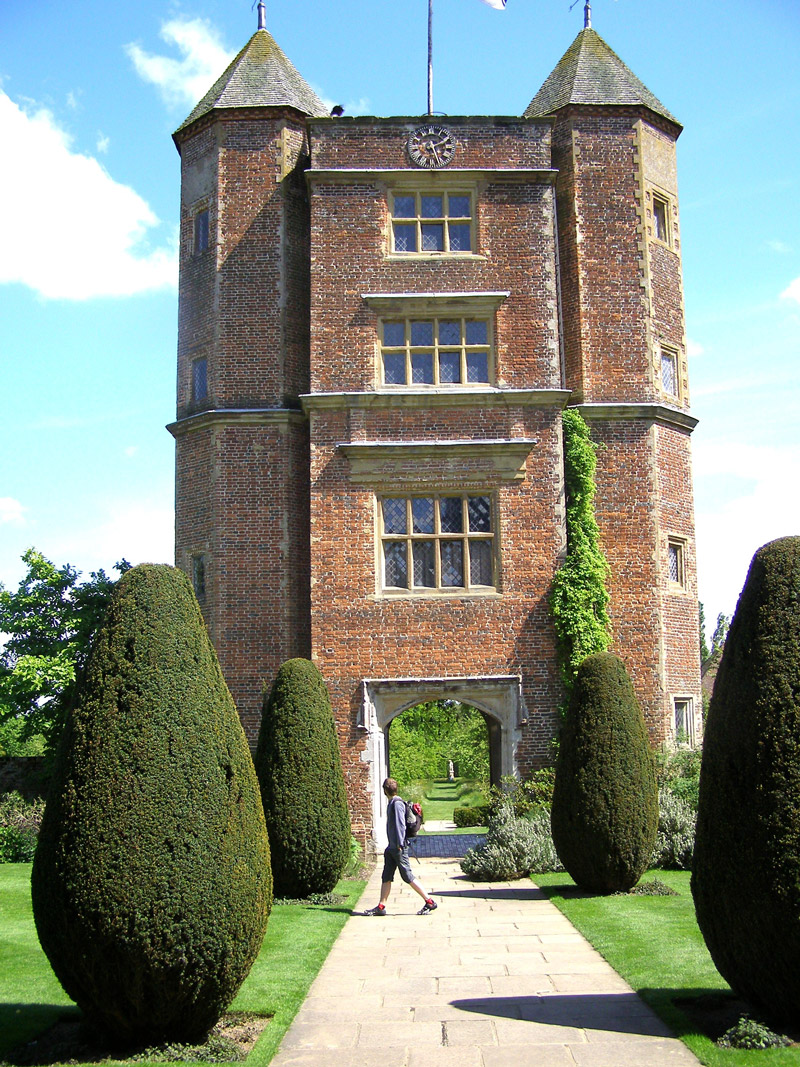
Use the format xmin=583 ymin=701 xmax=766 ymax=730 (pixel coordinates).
xmin=407 ymin=125 xmax=456 ymax=169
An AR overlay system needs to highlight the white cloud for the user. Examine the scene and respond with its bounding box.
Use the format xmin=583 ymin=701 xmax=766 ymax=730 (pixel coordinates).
xmin=96 ymin=132 xmax=110 ymax=153
xmin=768 ymin=239 xmax=792 ymax=254
xmin=126 ymin=19 xmax=234 ymax=110
xmin=39 ymin=501 xmax=174 ymax=580
xmin=0 ymin=92 xmax=176 ymax=300
xmin=686 ymin=339 xmax=705 ymax=359
xmin=0 ymin=498 xmax=27 ymax=526
xmin=781 ymin=276 xmax=800 ymax=304
xmin=694 ymin=440 xmax=800 ymax=624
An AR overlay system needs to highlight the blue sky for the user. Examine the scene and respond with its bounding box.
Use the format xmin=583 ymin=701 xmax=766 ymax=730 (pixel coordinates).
xmin=1 ymin=0 xmax=798 ymax=635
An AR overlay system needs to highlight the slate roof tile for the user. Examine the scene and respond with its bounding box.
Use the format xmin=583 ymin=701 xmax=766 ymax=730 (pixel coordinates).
xmin=176 ymin=28 xmax=327 ymax=136
xmin=524 ymin=27 xmax=680 ymax=128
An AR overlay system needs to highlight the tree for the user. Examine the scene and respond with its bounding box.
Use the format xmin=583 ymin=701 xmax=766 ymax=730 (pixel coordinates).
xmin=698 ymin=601 xmax=710 ymax=663
xmin=31 ymin=564 xmax=271 ymax=1044
xmin=551 ymin=652 xmax=658 ymax=893
xmin=255 ymin=658 xmax=351 ymax=898
xmin=549 ymin=409 xmax=612 ymax=691
xmin=710 ymin=611 xmax=730 ymax=656
xmin=692 ymin=537 xmax=800 ymax=1027
xmin=389 ymin=701 xmax=490 ymax=788
xmin=0 ymin=549 xmax=129 ymax=751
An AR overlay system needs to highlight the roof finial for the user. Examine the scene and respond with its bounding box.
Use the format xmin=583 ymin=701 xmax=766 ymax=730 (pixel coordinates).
xmin=584 ymin=1 xmax=592 ymax=28
xmin=257 ymin=0 xmax=266 ymax=31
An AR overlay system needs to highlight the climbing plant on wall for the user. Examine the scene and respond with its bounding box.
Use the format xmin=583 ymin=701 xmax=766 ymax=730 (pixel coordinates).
xmin=550 ymin=408 xmax=612 ymax=691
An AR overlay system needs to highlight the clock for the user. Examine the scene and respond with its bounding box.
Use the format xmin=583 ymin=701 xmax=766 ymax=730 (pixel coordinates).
xmin=407 ymin=125 xmax=456 ymax=169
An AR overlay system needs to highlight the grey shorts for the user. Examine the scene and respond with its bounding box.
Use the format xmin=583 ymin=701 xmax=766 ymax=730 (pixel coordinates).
xmin=382 ymin=845 xmax=415 ymax=884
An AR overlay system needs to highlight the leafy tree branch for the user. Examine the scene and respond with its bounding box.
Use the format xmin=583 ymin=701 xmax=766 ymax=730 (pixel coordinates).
xmin=0 ymin=548 xmax=130 ymax=752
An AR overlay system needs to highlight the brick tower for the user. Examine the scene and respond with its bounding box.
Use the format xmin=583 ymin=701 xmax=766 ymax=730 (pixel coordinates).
xmin=171 ymin=10 xmax=701 ymax=844
xmin=169 ymin=26 xmax=327 ymax=742
xmin=524 ymin=13 xmax=701 ymax=744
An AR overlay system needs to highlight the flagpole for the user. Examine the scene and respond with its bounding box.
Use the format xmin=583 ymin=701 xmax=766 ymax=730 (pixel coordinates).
xmin=427 ymin=0 xmax=433 ymax=114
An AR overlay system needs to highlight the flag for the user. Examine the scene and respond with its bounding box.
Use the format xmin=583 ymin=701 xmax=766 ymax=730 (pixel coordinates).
xmin=480 ymin=0 xmax=507 ymax=8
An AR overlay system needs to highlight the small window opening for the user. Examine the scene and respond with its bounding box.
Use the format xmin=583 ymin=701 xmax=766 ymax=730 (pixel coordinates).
xmin=668 ymin=539 xmax=685 ymax=587
xmin=194 ymin=209 xmax=209 ymax=255
xmin=660 ymin=347 xmax=678 ymax=397
xmin=674 ymin=698 xmax=693 ymax=742
xmin=652 ymin=195 xmax=670 ymax=244
xmin=191 ymin=554 xmax=206 ymax=600
xmin=192 ymin=357 xmax=208 ymax=403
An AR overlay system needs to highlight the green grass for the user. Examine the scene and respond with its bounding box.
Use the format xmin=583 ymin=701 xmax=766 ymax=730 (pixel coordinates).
xmin=534 ymin=870 xmax=800 ymax=1066
xmin=418 ymin=825 xmax=487 ymax=836
xmin=400 ymin=778 xmax=487 ymax=824
xmin=0 ymin=864 xmax=366 ymax=1065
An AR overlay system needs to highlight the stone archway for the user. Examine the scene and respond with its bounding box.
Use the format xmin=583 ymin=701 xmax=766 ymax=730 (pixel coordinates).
xmin=359 ymin=675 xmax=528 ymax=851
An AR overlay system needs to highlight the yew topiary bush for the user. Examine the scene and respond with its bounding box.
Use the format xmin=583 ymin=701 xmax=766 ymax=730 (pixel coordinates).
xmin=256 ymin=658 xmax=351 ymax=898
xmin=692 ymin=536 xmax=800 ymax=1027
xmin=551 ymin=652 xmax=657 ymax=893
xmin=31 ymin=564 xmax=271 ymax=1045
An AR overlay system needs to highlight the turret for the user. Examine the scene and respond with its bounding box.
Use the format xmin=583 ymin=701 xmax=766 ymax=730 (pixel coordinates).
xmin=168 ymin=14 xmax=323 ymax=740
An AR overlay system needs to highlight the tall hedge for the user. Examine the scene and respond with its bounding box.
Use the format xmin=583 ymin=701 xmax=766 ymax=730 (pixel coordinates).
xmin=551 ymin=652 xmax=657 ymax=892
xmin=692 ymin=537 xmax=800 ymax=1026
xmin=31 ymin=564 xmax=271 ymax=1044
xmin=256 ymin=658 xmax=350 ymax=898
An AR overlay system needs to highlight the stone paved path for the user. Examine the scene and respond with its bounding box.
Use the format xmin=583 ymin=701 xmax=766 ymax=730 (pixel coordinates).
xmin=270 ymin=856 xmax=701 ymax=1067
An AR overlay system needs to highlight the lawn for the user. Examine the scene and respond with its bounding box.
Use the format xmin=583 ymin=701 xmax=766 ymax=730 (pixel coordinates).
xmin=402 ymin=778 xmax=487 ymax=827
xmin=534 ymin=870 xmax=800 ymax=1066
xmin=0 ymin=863 xmax=367 ymax=1065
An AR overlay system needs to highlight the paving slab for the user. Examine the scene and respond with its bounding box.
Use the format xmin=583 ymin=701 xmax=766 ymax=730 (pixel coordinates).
xmin=268 ymin=856 xmax=701 ymax=1067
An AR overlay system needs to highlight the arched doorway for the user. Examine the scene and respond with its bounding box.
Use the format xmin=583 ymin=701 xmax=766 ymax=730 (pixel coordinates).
xmin=387 ymin=700 xmax=491 ymax=817
xmin=359 ymin=675 xmax=528 ymax=850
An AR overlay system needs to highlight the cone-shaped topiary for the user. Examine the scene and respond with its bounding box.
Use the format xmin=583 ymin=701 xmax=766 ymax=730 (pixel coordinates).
xmin=551 ymin=652 xmax=658 ymax=892
xmin=692 ymin=536 xmax=800 ymax=1027
xmin=31 ymin=564 xmax=271 ymax=1045
xmin=256 ymin=658 xmax=350 ymax=897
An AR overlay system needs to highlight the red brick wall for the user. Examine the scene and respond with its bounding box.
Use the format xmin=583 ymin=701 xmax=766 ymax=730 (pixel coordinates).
xmin=306 ymin=119 xmax=566 ymax=829
xmin=173 ymin=110 xmax=314 ymax=742
xmin=173 ymin=100 xmax=702 ymax=835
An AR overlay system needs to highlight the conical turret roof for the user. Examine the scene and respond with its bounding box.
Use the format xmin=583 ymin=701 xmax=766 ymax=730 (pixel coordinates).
xmin=524 ymin=27 xmax=680 ymax=128
xmin=175 ymin=28 xmax=327 ymax=136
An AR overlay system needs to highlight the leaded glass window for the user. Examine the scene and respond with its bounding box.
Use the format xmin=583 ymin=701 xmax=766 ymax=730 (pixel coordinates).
xmin=380 ymin=317 xmax=491 ymax=387
xmin=661 ymin=347 xmax=678 ymax=397
xmin=391 ymin=192 xmax=473 ymax=254
xmin=380 ymin=495 xmax=495 ymax=592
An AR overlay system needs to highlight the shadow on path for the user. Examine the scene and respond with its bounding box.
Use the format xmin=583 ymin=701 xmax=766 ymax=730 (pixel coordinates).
xmin=453 ymin=992 xmax=672 ymax=1036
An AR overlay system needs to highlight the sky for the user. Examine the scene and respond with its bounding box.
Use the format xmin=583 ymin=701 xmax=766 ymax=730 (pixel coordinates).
xmin=0 ymin=0 xmax=798 ymax=637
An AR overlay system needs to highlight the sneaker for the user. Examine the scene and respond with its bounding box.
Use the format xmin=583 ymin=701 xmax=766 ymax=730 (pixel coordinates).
xmin=418 ymin=899 xmax=438 ymax=915
xmin=364 ymin=904 xmax=387 ymax=916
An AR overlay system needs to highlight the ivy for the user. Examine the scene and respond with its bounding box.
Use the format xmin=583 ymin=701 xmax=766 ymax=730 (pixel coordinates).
xmin=550 ymin=408 xmax=612 ymax=691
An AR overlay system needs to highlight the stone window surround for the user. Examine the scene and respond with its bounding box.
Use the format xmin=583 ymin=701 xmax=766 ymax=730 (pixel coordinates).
xmin=659 ymin=343 xmax=680 ymax=400
xmin=673 ymin=695 xmax=695 ymax=743
xmin=378 ymin=492 xmax=497 ymax=595
xmin=389 ymin=186 xmax=475 ymax=255
xmin=379 ymin=314 xmax=492 ymax=388
xmin=667 ymin=535 xmax=687 ymax=589
xmin=648 ymin=185 xmax=674 ymax=248
xmin=365 ymin=291 xmax=507 ymax=390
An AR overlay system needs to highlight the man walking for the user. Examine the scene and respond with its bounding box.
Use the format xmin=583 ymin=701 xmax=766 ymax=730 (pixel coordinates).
xmin=365 ymin=778 xmax=438 ymax=916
